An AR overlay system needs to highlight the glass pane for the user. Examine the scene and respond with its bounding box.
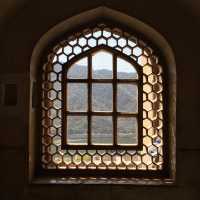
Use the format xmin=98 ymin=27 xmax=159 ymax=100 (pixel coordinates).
xmin=117 ymin=84 xmax=138 ymax=113
xmin=117 ymin=117 xmax=138 ymax=145
xmin=117 ymin=57 xmax=138 ymax=79
xmin=92 ymin=83 xmax=113 ymax=111
xmin=91 ymin=116 xmax=113 ymax=145
xmin=67 ymin=83 xmax=87 ymax=111
xmin=67 ymin=116 xmax=88 ymax=145
xmin=67 ymin=57 xmax=88 ymax=79
xmin=92 ymin=50 xmax=113 ymax=79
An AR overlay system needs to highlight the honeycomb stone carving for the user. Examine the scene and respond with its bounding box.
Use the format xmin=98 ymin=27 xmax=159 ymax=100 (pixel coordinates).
xmin=41 ymin=24 xmax=164 ymax=171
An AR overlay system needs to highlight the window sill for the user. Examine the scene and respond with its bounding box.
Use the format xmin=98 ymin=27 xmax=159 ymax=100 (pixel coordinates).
xmin=30 ymin=175 xmax=175 ymax=185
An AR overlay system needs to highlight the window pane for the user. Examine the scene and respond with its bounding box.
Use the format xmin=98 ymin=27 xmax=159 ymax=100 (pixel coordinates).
xmin=67 ymin=116 xmax=88 ymax=145
xmin=92 ymin=83 xmax=113 ymax=111
xmin=117 ymin=57 xmax=138 ymax=79
xmin=117 ymin=84 xmax=138 ymax=113
xmin=67 ymin=83 xmax=87 ymax=111
xmin=91 ymin=116 xmax=113 ymax=145
xmin=67 ymin=57 xmax=88 ymax=79
xmin=92 ymin=50 xmax=113 ymax=79
xmin=117 ymin=117 xmax=138 ymax=145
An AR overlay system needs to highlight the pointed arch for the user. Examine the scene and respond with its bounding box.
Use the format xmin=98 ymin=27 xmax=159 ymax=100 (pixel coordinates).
xmin=29 ymin=7 xmax=176 ymax=184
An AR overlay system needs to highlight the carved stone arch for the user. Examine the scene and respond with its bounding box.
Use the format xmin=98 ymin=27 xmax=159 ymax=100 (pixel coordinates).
xmin=29 ymin=6 xmax=176 ymax=184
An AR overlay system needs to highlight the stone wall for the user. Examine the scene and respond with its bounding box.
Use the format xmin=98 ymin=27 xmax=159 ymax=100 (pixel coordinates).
xmin=0 ymin=0 xmax=199 ymax=199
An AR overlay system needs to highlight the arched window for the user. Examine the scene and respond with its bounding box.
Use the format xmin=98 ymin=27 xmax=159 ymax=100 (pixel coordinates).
xmin=62 ymin=46 xmax=142 ymax=149
xmin=30 ymin=8 xmax=176 ymax=184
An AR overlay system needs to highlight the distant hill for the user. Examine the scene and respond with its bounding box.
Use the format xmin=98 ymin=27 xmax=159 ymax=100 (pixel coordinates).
xmin=67 ymin=64 xmax=138 ymax=79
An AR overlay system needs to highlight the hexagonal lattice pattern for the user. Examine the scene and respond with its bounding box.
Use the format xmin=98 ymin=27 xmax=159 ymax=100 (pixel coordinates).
xmin=41 ymin=24 xmax=164 ymax=170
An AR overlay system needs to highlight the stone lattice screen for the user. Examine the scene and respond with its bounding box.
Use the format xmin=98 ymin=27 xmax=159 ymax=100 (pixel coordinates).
xmin=41 ymin=24 xmax=164 ymax=171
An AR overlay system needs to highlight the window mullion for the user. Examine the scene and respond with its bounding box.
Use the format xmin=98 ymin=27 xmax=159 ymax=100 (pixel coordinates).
xmin=113 ymin=54 xmax=117 ymax=146
xmin=88 ymin=55 xmax=92 ymax=145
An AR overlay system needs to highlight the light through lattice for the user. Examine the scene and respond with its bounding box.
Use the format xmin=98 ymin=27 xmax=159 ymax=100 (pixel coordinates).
xmin=41 ymin=24 xmax=164 ymax=171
